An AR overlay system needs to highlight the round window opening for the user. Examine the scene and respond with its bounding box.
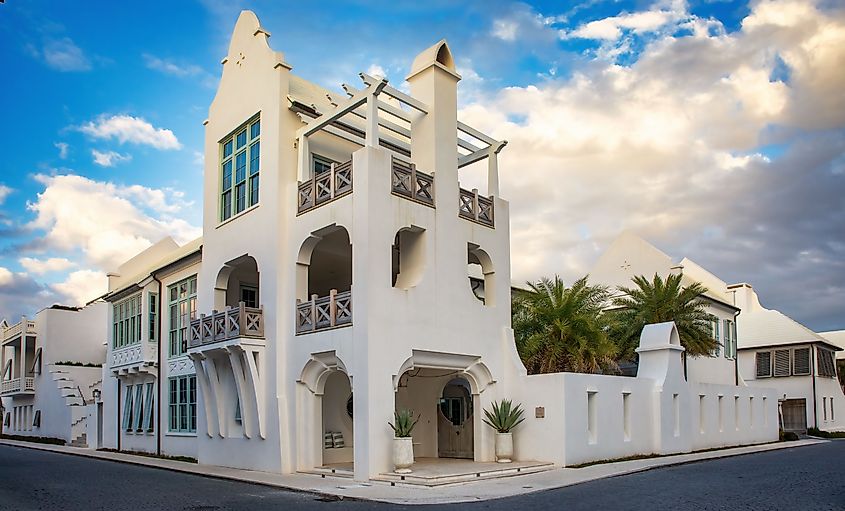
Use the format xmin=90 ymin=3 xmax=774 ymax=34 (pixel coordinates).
xmin=346 ymin=394 xmax=353 ymax=418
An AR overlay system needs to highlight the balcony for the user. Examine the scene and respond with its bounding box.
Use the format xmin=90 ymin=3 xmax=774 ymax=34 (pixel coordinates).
xmin=391 ymin=158 xmax=435 ymax=207
xmin=110 ymin=342 xmax=158 ymax=375
xmin=296 ymin=290 xmax=352 ymax=335
xmin=3 ymin=320 xmax=36 ymax=342
xmin=459 ymin=187 xmax=494 ymax=227
xmin=189 ymin=302 xmax=265 ymax=350
xmin=1 ymin=377 xmax=35 ymax=396
xmin=297 ymin=160 xmax=353 ymax=214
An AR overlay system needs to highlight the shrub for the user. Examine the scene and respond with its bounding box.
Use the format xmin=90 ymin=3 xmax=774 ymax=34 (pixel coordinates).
xmin=482 ymin=399 xmax=525 ymax=433
xmin=389 ymin=409 xmax=419 ymax=438
xmin=0 ymin=434 xmax=66 ymax=445
xmin=807 ymin=427 xmax=845 ymax=439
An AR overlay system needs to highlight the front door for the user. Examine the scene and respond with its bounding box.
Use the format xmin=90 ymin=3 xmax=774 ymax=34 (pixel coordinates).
xmin=781 ymin=398 xmax=807 ymax=432
xmin=437 ymin=379 xmax=474 ymax=459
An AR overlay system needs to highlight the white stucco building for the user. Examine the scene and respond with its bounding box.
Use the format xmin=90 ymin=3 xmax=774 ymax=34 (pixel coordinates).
xmin=590 ymin=232 xmax=741 ymax=385
xmin=733 ymin=284 xmax=844 ymax=432
xmin=4 ymin=10 xmax=785 ymax=482
xmin=1 ymin=303 xmax=107 ymax=446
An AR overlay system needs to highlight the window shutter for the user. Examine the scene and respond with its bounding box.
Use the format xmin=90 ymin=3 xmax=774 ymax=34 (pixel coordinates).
xmin=33 ymin=409 xmax=41 ymax=428
xmin=817 ymin=348 xmax=836 ymax=378
xmin=756 ymin=351 xmax=772 ymax=378
xmin=773 ymin=349 xmax=791 ymax=377
xmin=793 ymin=348 xmax=811 ymax=375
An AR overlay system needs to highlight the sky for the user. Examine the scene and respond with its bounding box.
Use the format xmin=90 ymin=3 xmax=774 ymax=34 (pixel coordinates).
xmin=0 ymin=0 xmax=843 ymax=331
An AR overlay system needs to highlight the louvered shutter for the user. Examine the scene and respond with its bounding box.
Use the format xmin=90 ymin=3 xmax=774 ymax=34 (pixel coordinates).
xmin=774 ymin=349 xmax=791 ymax=377
xmin=793 ymin=348 xmax=810 ymax=375
xmin=756 ymin=351 xmax=772 ymax=378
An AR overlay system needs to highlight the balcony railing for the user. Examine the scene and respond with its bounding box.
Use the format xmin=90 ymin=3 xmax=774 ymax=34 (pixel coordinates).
xmin=110 ymin=342 xmax=157 ymax=372
xmin=188 ymin=302 xmax=265 ymax=349
xmin=1 ymin=377 xmax=35 ymax=395
xmin=297 ymin=160 xmax=353 ymax=214
xmin=459 ymin=187 xmax=494 ymax=227
xmin=3 ymin=320 xmax=37 ymax=341
xmin=391 ymin=158 xmax=435 ymax=206
xmin=296 ymin=289 xmax=352 ymax=335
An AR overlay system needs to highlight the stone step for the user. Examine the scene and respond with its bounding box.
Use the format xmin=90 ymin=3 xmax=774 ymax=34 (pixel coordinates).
xmin=372 ymin=461 xmax=554 ymax=487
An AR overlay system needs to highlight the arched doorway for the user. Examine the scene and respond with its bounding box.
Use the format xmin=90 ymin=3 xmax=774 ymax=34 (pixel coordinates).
xmin=437 ymin=378 xmax=474 ymax=458
xmin=321 ymin=371 xmax=353 ymax=467
xmin=214 ymin=255 xmax=260 ymax=311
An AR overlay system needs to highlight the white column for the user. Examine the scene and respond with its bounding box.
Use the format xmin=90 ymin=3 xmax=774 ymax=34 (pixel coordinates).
xmin=487 ymin=151 xmax=499 ymax=198
xmin=365 ymin=94 xmax=379 ymax=148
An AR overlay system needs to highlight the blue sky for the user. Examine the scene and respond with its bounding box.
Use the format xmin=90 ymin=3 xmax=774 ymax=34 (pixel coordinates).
xmin=0 ymin=0 xmax=843 ymax=331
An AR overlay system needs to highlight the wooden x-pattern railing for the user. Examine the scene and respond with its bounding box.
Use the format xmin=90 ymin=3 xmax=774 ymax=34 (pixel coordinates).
xmin=391 ymin=158 xmax=435 ymax=207
xmin=189 ymin=302 xmax=264 ymax=349
xmin=296 ymin=289 xmax=352 ymax=335
xmin=458 ymin=187 xmax=495 ymax=227
xmin=297 ymin=160 xmax=353 ymax=214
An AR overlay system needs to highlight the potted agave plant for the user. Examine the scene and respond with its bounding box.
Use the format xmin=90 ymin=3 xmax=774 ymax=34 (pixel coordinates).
xmin=389 ymin=409 xmax=419 ymax=473
xmin=482 ymin=399 xmax=525 ymax=463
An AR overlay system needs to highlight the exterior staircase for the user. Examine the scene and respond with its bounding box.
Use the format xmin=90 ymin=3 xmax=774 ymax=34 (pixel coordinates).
xmin=47 ymin=364 xmax=101 ymax=448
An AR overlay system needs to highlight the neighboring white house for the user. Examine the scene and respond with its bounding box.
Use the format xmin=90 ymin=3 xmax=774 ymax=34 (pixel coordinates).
xmin=1 ymin=303 xmax=107 ymax=446
xmin=98 ymin=236 xmax=202 ymax=457
xmin=589 ymin=232 xmax=741 ymax=385
xmin=732 ymin=284 xmax=844 ymax=432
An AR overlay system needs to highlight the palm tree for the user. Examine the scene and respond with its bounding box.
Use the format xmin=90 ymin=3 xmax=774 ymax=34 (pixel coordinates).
xmin=609 ymin=273 xmax=718 ymax=362
xmin=513 ymin=275 xmax=617 ymax=374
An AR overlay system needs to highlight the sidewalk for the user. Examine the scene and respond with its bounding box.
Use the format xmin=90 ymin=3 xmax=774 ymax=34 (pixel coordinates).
xmin=0 ymin=438 xmax=825 ymax=505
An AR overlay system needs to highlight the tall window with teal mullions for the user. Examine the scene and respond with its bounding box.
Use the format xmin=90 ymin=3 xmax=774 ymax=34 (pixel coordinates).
xmin=168 ymin=276 xmax=197 ymax=357
xmin=168 ymin=375 xmax=197 ymax=433
xmin=113 ymin=293 xmax=142 ymax=349
xmin=220 ymin=117 xmax=260 ymax=221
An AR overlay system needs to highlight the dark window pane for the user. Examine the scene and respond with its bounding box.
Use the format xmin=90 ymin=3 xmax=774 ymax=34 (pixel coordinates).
xmin=250 ymin=120 xmax=260 ymax=139
xmin=236 ymin=183 xmax=246 ymax=213
xmin=235 ymin=151 xmax=247 ymax=182
xmin=236 ymin=130 xmax=247 ymax=149
xmin=249 ymin=176 xmax=259 ymax=206
xmin=222 ymin=191 xmax=232 ymax=220
xmin=249 ymin=142 xmax=260 ymax=174
xmin=222 ymin=160 xmax=232 ymax=189
xmin=223 ymin=140 xmax=233 ymax=158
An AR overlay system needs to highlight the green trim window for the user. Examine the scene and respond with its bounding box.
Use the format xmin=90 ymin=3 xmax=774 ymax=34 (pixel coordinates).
xmin=148 ymin=293 xmax=158 ymax=342
xmin=142 ymin=382 xmax=155 ymax=432
xmin=168 ymin=276 xmax=197 ymax=357
xmin=113 ymin=293 xmax=142 ymax=349
xmin=220 ymin=116 xmax=260 ymax=221
xmin=710 ymin=319 xmax=721 ymax=357
xmin=723 ymin=319 xmax=736 ymax=360
xmin=122 ymin=386 xmax=134 ymax=431
xmin=133 ymin=384 xmax=144 ymax=432
xmin=168 ymin=375 xmax=197 ymax=433
xmin=313 ymin=154 xmax=335 ymax=175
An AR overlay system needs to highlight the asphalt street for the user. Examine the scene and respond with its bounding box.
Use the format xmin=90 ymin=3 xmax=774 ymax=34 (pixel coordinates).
xmin=0 ymin=441 xmax=842 ymax=510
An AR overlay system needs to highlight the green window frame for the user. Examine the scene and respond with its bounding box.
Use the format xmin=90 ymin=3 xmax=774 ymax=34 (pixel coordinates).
xmin=148 ymin=292 xmax=158 ymax=342
xmin=122 ymin=386 xmax=134 ymax=431
xmin=168 ymin=276 xmax=197 ymax=358
xmin=133 ymin=384 xmax=145 ymax=432
xmin=220 ymin=116 xmax=260 ymax=221
xmin=168 ymin=375 xmax=197 ymax=433
xmin=113 ymin=293 xmax=142 ymax=349
xmin=142 ymin=382 xmax=155 ymax=432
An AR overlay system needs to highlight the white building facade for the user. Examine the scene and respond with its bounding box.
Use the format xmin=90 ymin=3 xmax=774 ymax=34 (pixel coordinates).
xmin=732 ymin=284 xmax=844 ymax=432
xmin=1 ymin=303 xmax=107 ymax=446
xmin=6 ymin=10 xmax=785 ymax=482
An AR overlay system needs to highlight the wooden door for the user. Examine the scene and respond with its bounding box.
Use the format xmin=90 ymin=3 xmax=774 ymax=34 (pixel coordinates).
xmin=437 ymin=385 xmax=474 ymax=459
xmin=781 ymin=398 xmax=807 ymax=432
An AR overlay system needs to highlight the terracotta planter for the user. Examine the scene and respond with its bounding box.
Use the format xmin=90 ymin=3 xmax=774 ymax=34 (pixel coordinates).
xmin=393 ymin=436 xmax=414 ymax=473
xmin=495 ymin=432 xmax=513 ymax=463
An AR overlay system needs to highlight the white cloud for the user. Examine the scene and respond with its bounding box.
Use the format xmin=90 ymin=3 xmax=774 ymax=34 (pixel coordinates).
xmin=55 ymin=142 xmax=69 ymax=159
xmin=366 ymin=64 xmax=387 ymax=79
xmin=78 ymin=115 xmax=182 ymax=150
xmin=143 ymin=53 xmax=203 ymax=77
xmin=0 ymin=267 xmax=12 ymax=286
xmin=40 ymin=37 xmax=92 ymax=72
xmin=27 ymin=174 xmax=199 ymax=270
xmin=0 ymin=184 xmax=12 ymax=205
xmin=92 ymin=149 xmax=133 ymax=167
xmin=459 ymin=0 xmax=845 ymax=331
xmin=492 ymin=19 xmax=519 ymax=41
xmin=51 ymin=269 xmax=107 ymax=307
xmin=19 ymin=257 xmax=77 ymax=275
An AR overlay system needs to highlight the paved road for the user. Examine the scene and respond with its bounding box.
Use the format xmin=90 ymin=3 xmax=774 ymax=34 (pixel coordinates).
xmin=0 ymin=442 xmax=843 ymax=510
